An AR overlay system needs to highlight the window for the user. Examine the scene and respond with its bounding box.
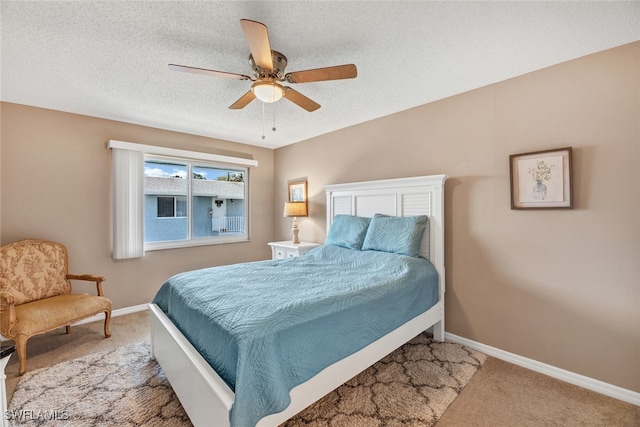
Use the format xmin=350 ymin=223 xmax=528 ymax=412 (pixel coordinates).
xmin=157 ymin=196 xmax=187 ymax=218
xmin=109 ymin=140 xmax=257 ymax=259
xmin=143 ymin=157 xmax=248 ymax=247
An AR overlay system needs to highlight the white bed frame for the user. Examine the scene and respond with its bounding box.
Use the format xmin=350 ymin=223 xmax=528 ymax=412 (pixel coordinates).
xmin=149 ymin=174 xmax=448 ymax=427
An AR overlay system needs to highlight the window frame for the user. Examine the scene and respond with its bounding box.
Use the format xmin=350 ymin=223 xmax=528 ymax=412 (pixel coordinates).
xmin=144 ymin=155 xmax=250 ymax=251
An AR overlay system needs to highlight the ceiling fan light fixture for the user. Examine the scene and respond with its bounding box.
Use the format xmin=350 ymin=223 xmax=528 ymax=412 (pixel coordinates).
xmin=251 ymin=80 xmax=284 ymax=103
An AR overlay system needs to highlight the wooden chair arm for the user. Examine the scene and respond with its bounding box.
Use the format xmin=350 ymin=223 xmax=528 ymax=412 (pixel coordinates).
xmin=66 ymin=274 xmax=105 ymax=282
xmin=66 ymin=274 xmax=107 ymax=297
xmin=0 ymin=290 xmax=16 ymax=305
xmin=0 ymin=290 xmax=17 ymax=334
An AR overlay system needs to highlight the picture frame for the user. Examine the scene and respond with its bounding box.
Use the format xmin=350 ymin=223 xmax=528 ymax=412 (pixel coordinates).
xmin=288 ymin=179 xmax=308 ymax=203
xmin=509 ymin=147 xmax=573 ymax=210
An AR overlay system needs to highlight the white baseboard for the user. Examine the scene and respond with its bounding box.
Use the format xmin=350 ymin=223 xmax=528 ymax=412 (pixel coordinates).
xmin=72 ymin=303 xmax=149 ymax=326
xmin=446 ymin=332 xmax=640 ymax=407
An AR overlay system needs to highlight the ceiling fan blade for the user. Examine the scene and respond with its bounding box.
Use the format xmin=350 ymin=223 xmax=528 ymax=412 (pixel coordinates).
xmin=229 ymin=90 xmax=256 ymax=109
xmin=240 ymin=19 xmax=273 ymax=70
xmin=283 ymin=87 xmax=320 ymax=112
xmin=285 ymin=64 xmax=357 ymax=84
xmin=169 ymin=64 xmax=252 ymax=80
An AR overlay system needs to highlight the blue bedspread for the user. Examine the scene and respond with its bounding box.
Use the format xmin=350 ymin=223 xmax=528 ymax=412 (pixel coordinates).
xmin=152 ymin=245 xmax=438 ymax=427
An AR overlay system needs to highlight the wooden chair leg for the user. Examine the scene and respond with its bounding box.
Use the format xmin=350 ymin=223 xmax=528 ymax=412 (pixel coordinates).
xmin=14 ymin=335 xmax=28 ymax=376
xmin=65 ymin=325 xmax=71 ymax=334
xmin=104 ymin=310 xmax=112 ymax=338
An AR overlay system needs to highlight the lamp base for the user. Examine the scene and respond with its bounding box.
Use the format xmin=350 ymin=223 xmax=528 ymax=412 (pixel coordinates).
xmin=291 ymin=217 xmax=300 ymax=244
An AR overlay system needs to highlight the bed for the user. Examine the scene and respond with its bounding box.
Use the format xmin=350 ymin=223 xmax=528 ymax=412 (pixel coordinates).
xmin=149 ymin=174 xmax=448 ymax=427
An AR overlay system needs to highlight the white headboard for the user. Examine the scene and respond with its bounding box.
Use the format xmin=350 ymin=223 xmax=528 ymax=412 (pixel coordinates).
xmin=325 ymin=175 xmax=447 ymax=296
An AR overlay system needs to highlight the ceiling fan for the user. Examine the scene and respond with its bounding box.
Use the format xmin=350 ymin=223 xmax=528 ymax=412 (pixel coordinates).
xmin=169 ymin=19 xmax=357 ymax=112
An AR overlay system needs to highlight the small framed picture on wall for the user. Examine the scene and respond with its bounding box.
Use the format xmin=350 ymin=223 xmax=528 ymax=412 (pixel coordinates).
xmin=288 ymin=179 xmax=308 ymax=202
xmin=509 ymin=147 xmax=573 ymax=210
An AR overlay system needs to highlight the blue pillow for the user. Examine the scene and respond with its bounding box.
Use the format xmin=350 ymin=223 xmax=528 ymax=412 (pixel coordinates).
xmin=325 ymin=215 xmax=371 ymax=250
xmin=362 ymin=214 xmax=428 ymax=257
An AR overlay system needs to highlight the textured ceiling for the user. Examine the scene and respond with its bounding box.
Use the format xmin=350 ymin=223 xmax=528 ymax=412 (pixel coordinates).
xmin=2 ymin=1 xmax=639 ymax=149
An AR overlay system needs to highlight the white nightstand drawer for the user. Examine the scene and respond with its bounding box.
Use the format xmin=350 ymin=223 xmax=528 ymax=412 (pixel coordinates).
xmin=286 ymin=250 xmax=297 ymax=258
xmin=268 ymin=241 xmax=321 ymax=260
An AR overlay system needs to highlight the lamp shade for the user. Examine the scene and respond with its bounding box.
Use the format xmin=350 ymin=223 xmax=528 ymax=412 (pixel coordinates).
xmin=283 ymin=201 xmax=307 ymax=217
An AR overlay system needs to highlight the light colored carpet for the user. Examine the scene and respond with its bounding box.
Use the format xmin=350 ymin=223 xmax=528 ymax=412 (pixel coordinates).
xmin=7 ymin=333 xmax=486 ymax=426
xmin=6 ymin=311 xmax=639 ymax=426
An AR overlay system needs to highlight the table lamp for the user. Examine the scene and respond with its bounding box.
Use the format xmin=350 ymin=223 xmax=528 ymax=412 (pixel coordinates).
xmin=283 ymin=201 xmax=308 ymax=244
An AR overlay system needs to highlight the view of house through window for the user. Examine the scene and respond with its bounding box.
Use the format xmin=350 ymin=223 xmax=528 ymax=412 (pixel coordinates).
xmin=144 ymin=158 xmax=248 ymax=245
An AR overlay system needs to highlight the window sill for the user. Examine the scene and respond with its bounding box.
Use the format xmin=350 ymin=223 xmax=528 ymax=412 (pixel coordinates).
xmin=145 ymin=235 xmax=250 ymax=251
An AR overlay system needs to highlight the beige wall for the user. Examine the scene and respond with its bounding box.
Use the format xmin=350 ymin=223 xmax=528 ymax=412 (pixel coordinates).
xmin=0 ymin=103 xmax=275 ymax=309
xmin=1 ymin=42 xmax=638 ymax=394
xmin=274 ymin=42 xmax=640 ymax=392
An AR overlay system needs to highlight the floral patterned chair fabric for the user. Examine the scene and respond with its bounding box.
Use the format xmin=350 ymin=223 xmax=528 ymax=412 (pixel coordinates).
xmin=0 ymin=239 xmax=112 ymax=375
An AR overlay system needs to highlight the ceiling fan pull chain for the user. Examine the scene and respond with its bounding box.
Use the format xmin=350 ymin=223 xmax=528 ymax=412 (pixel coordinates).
xmin=261 ymin=102 xmax=266 ymax=139
xmin=272 ymin=103 xmax=277 ymax=132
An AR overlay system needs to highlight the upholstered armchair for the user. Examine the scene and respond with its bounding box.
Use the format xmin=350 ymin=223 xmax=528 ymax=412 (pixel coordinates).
xmin=0 ymin=239 xmax=112 ymax=375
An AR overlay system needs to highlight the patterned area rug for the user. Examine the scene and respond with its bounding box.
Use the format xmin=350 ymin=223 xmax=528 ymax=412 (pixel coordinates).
xmin=8 ymin=334 xmax=486 ymax=426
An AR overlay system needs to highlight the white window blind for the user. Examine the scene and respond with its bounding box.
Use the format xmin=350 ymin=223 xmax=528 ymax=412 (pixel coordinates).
xmin=111 ymin=148 xmax=144 ymax=259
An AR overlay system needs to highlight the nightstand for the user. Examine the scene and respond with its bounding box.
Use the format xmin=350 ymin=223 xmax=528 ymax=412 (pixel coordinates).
xmin=268 ymin=241 xmax=321 ymax=259
xmin=1 ymin=344 xmax=15 ymax=427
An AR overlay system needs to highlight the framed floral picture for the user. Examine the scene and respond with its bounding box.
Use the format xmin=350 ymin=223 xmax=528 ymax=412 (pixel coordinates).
xmin=288 ymin=179 xmax=308 ymax=202
xmin=509 ymin=147 xmax=573 ymax=209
